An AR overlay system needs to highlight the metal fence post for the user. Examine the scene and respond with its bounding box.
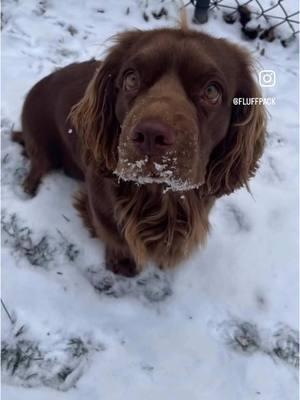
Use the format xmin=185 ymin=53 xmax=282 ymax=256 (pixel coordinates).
xmin=193 ymin=0 xmax=210 ymax=24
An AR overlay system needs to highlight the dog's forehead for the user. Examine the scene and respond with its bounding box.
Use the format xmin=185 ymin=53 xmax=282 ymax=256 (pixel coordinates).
xmin=130 ymin=30 xmax=243 ymax=79
xmin=136 ymin=31 xmax=216 ymax=60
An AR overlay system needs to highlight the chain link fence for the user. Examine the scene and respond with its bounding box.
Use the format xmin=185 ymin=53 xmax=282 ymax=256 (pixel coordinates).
xmin=191 ymin=0 xmax=299 ymax=46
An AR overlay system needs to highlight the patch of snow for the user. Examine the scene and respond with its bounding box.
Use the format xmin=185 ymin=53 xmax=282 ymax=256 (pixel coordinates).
xmin=134 ymin=156 xmax=148 ymax=169
xmin=114 ymin=169 xmax=202 ymax=193
xmin=115 ymin=154 xmax=200 ymax=192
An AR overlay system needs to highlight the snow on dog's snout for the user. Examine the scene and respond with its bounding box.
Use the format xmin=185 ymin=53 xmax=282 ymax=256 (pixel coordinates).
xmin=114 ymin=153 xmax=202 ymax=192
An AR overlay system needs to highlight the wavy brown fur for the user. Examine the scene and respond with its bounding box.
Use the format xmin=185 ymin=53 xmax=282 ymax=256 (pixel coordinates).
xmin=114 ymin=185 xmax=214 ymax=268
xmin=69 ymin=65 xmax=119 ymax=170
xmin=204 ymin=76 xmax=266 ymax=197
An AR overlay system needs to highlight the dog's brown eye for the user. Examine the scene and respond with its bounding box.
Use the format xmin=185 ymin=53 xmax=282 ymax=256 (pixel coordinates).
xmin=203 ymin=84 xmax=221 ymax=104
xmin=123 ymin=71 xmax=140 ymax=92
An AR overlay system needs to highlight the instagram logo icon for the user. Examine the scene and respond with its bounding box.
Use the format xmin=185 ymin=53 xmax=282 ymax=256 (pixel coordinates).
xmin=259 ymin=70 xmax=276 ymax=87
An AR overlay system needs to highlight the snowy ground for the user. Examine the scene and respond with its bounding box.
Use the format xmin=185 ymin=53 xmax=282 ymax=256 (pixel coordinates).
xmin=1 ymin=1 xmax=299 ymax=399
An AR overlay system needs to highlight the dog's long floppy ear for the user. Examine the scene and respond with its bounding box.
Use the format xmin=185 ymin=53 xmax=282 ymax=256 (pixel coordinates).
xmin=204 ymin=57 xmax=267 ymax=197
xmin=70 ymin=31 xmax=141 ymax=171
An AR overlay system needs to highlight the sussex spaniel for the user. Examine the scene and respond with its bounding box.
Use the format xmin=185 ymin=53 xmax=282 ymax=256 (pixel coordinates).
xmin=13 ymin=28 xmax=266 ymax=277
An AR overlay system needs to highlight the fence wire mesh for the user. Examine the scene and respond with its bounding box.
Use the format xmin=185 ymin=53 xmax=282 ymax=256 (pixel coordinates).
xmin=190 ymin=0 xmax=299 ymax=45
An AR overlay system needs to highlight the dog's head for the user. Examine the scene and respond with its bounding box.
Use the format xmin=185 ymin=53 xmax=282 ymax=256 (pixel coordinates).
xmin=71 ymin=28 xmax=266 ymax=196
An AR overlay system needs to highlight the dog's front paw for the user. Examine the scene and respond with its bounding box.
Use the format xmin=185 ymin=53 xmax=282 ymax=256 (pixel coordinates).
xmin=23 ymin=175 xmax=39 ymax=197
xmin=105 ymin=248 xmax=138 ymax=278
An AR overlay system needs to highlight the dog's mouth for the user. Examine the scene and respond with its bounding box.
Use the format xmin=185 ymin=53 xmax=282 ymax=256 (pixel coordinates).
xmin=114 ymin=155 xmax=203 ymax=192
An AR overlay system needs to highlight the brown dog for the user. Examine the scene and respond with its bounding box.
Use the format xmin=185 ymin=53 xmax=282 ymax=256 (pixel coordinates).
xmin=13 ymin=28 xmax=266 ymax=276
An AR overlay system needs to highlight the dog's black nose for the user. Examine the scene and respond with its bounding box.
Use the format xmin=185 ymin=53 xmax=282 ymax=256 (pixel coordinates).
xmin=132 ymin=120 xmax=175 ymax=155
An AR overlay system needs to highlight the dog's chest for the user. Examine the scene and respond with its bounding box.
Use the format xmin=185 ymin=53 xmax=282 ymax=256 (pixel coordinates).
xmin=114 ymin=185 xmax=212 ymax=266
